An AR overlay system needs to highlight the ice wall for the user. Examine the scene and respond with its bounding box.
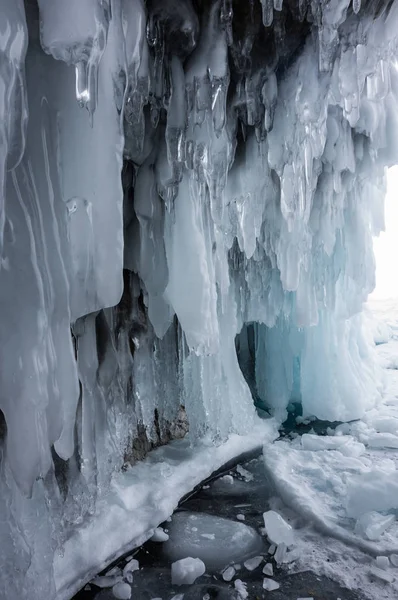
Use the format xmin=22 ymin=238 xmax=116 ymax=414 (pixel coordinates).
xmin=1 ymin=0 xmax=398 ymax=598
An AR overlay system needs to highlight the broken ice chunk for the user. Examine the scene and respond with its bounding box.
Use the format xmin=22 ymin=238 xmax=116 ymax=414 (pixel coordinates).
xmin=234 ymin=579 xmax=248 ymax=599
xmin=222 ymin=566 xmax=235 ymax=581
xmin=123 ymin=558 xmax=139 ymax=579
xmin=243 ymin=556 xmax=263 ymax=571
xmin=263 ymin=563 xmax=274 ymax=576
xmin=268 ymin=544 xmax=276 ymax=555
xmin=236 ymin=465 xmax=254 ymax=482
xmin=151 ymin=527 xmax=169 ymax=542
xmin=236 ymin=514 xmax=245 ymax=521
xmin=369 ymin=566 xmax=395 ymax=583
xmin=274 ymin=543 xmax=287 ymax=565
xmin=390 ymin=554 xmax=398 ymax=567
xmin=218 ymin=475 xmax=234 ymax=485
xmin=376 ymin=556 xmax=390 ymax=570
xmin=171 ymin=557 xmax=206 ymax=585
xmin=112 ymin=582 xmax=132 ymax=599
xmin=354 ymin=512 xmax=395 ymax=541
xmin=263 ymin=510 xmax=294 ymax=546
xmin=262 ymin=578 xmax=280 ymax=591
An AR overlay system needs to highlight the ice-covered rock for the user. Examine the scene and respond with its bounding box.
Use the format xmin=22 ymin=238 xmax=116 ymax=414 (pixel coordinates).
xmin=263 ymin=511 xmax=294 ymax=547
xmin=171 ymin=557 xmax=206 ymax=586
xmin=163 ymin=512 xmax=263 ymax=570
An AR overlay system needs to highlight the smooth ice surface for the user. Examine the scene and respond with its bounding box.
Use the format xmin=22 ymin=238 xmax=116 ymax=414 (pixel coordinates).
xmin=171 ymin=557 xmax=206 ymax=586
xmin=163 ymin=511 xmax=264 ymax=570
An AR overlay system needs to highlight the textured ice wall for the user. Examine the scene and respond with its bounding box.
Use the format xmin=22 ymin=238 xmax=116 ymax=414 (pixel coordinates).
xmin=1 ymin=0 xmax=398 ymax=598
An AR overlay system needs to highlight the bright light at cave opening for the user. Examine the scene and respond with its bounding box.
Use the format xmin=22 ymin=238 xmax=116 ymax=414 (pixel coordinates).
xmin=372 ymin=166 xmax=398 ymax=299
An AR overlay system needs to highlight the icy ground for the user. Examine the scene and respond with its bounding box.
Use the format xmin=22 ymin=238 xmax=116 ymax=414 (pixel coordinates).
xmin=72 ymin=297 xmax=398 ymax=600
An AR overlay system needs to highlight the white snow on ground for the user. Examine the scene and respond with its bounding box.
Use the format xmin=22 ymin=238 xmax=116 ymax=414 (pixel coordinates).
xmin=262 ymin=297 xmax=398 ymax=600
xmin=54 ymin=420 xmax=277 ymax=600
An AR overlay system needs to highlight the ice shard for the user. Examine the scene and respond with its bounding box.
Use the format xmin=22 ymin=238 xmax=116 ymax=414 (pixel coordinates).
xmin=1 ymin=0 xmax=398 ymax=598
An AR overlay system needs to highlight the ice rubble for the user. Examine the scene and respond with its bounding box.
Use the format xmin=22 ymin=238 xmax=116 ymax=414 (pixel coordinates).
xmin=2 ymin=0 xmax=398 ymax=599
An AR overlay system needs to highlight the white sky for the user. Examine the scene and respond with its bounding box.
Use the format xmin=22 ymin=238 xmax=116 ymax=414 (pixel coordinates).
xmin=372 ymin=166 xmax=398 ymax=299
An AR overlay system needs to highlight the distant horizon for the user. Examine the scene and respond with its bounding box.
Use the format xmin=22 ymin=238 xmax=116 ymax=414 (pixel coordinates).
xmin=371 ymin=165 xmax=398 ymax=299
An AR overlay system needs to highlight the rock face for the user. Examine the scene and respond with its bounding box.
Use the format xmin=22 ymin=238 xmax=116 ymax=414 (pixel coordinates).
xmin=1 ymin=0 xmax=398 ymax=598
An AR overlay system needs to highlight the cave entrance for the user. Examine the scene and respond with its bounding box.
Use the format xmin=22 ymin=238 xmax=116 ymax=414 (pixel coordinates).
xmin=235 ymin=322 xmax=303 ymax=426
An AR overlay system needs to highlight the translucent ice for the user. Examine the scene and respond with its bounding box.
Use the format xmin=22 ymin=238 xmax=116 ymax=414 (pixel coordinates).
xmin=163 ymin=512 xmax=263 ymax=570
xmin=263 ymin=511 xmax=294 ymax=547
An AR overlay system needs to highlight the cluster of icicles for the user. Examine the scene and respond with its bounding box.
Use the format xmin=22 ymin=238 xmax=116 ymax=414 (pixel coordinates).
xmin=1 ymin=0 xmax=398 ymax=598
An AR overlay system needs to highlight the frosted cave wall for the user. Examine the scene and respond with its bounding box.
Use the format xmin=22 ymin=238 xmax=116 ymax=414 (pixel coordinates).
xmin=2 ymin=0 xmax=398 ymax=597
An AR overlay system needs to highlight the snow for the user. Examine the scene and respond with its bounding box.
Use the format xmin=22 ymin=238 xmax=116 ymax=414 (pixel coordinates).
xmin=263 ymin=510 xmax=294 ymax=547
xmin=171 ymin=557 xmax=206 ymax=586
xmin=55 ymin=423 xmax=276 ymax=599
xmin=234 ymin=580 xmax=248 ymax=599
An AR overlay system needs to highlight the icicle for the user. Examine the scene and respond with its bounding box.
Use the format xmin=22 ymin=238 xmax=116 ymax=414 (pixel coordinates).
xmin=166 ymin=56 xmax=186 ymax=169
xmin=353 ymin=0 xmax=361 ymax=14
xmin=274 ymin=0 xmax=283 ymax=11
xmin=260 ymin=0 xmax=274 ymax=27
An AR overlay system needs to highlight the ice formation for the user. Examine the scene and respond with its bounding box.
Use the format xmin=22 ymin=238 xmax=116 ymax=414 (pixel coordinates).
xmin=1 ymin=0 xmax=398 ymax=599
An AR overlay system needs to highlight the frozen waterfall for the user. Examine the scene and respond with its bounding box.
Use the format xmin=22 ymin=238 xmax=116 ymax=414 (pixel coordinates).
xmin=1 ymin=0 xmax=398 ymax=598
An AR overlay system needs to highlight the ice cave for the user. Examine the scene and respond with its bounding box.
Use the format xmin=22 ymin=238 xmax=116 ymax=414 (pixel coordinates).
xmin=2 ymin=0 xmax=398 ymax=599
